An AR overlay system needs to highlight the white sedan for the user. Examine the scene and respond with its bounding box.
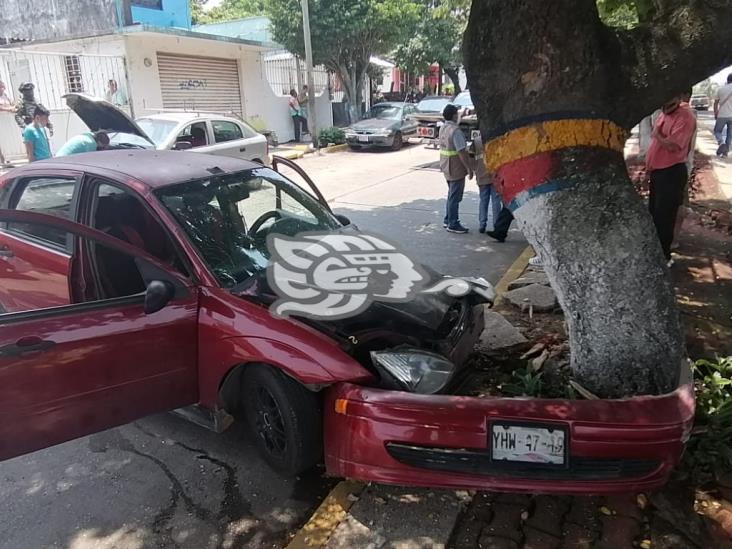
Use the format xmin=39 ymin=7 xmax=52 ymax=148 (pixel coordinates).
xmin=64 ymin=93 xmax=270 ymax=165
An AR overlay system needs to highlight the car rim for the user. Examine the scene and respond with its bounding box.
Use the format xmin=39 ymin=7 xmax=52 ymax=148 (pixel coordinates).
xmin=254 ymin=386 xmax=287 ymax=456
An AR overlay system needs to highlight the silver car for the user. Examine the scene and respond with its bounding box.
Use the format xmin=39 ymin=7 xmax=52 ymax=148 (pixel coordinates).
xmin=63 ymin=93 xmax=270 ymax=165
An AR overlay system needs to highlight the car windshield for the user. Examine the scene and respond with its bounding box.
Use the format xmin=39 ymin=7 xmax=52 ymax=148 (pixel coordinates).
xmin=136 ymin=118 xmax=178 ymax=147
xmin=416 ymin=98 xmax=451 ymax=112
xmin=453 ymin=92 xmax=473 ymax=108
xmin=155 ymin=168 xmax=340 ymax=289
xmin=365 ymin=105 xmax=401 ymax=120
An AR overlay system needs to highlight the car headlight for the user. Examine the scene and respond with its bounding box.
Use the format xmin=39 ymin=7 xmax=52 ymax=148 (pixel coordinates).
xmin=370 ymin=348 xmax=456 ymax=394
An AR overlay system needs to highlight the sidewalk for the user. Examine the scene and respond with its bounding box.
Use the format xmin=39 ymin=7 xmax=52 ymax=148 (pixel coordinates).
xmin=285 ymin=127 xmax=732 ymax=549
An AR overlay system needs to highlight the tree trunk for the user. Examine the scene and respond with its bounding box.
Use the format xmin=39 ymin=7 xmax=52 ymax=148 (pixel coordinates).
xmin=464 ymin=0 xmax=690 ymax=398
xmin=444 ymin=66 xmax=461 ymax=94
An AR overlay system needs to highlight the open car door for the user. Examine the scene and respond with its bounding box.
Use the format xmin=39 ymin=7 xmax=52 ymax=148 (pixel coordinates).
xmin=0 ymin=210 xmax=199 ymax=461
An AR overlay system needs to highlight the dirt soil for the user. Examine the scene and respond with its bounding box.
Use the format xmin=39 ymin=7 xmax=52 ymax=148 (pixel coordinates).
xmin=447 ymin=153 xmax=732 ymax=548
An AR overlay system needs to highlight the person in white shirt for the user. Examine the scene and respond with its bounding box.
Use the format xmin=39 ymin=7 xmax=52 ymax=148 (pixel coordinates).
xmin=105 ymin=79 xmax=128 ymax=106
xmin=714 ymin=73 xmax=732 ymax=157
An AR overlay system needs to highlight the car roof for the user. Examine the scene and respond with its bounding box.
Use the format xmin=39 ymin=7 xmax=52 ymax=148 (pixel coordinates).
xmin=13 ymin=150 xmax=260 ymax=189
xmin=139 ymin=112 xmax=241 ymax=123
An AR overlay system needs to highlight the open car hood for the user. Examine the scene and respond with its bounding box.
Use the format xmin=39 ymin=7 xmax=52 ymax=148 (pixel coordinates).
xmin=63 ymin=93 xmax=155 ymax=147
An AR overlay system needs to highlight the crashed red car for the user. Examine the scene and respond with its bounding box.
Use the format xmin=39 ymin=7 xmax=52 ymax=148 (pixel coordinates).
xmin=0 ymin=151 xmax=693 ymax=494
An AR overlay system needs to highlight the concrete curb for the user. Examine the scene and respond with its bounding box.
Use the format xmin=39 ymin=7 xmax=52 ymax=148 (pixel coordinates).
xmin=285 ymin=480 xmax=364 ymax=549
xmin=493 ymin=246 xmax=535 ymax=306
xmin=319 ymin=143 xmax=348 ymax=154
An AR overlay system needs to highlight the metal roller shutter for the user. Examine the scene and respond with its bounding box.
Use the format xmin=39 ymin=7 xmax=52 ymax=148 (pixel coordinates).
xmin=156 ymin=53 xmax=243 ymax=115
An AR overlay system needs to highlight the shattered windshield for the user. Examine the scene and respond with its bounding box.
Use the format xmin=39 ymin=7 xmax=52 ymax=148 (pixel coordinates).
xmin=155 ymin=168 xmax=340 ymax=288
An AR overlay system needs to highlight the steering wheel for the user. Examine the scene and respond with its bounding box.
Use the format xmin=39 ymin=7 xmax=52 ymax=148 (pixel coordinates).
xmin=249 ymin=210 xmax=282 ymax=235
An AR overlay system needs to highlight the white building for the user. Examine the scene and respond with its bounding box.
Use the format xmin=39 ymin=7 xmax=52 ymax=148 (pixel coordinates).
xmin=0 ymin=25 xmax=333 ymax=160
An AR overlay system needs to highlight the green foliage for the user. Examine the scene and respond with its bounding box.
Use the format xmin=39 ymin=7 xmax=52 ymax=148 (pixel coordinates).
xmin=190 ymin=0 xmax=266 ymax=24
xmin=392 ymin=0 xmax=468 ymax=86
xmin=682 ymin=357 xmax=732 ymax=484
xmin=694 ymin=78 xmax=719 ymax=98
xmin=267 ymin=0 xmax=419 ymax=119
xmin=318 ymin=126 xmax=346 ymax=146
xmin=501 ymin=365 xmax=544 ymax=397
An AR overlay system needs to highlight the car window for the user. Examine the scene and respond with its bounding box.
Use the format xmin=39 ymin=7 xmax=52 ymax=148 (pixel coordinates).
xmin=212 ymin=120 xmax=244 ymax=143
xmin=177 ymin=122 xmax=209 ymax=148
xmin=6 ymin=177 xmax=76 ymax=249
xmin=135 ymin=119 xmax=178 ymax=147
xmin=239 ymin=121 xmax=259 ymax=139
xmin=91 ymin=181 xmax=187 ymax=276
xmin=0 ymin=224 xmax=151 ymax=316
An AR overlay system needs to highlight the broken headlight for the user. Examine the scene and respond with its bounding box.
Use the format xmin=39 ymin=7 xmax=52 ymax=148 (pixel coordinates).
xmin=370 ymin=348 xmax=455 ymax=394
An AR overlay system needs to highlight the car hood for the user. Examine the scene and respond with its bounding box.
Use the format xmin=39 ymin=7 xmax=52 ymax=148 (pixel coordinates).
xmin=63 ymin=93 xmax=155 ymax=146
xmin=351 ymin=119 xmax=399 ymax=131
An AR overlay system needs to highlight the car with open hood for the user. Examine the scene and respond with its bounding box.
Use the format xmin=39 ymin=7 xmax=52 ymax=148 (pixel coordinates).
xmin=63 ymin=93 xmax=269 ymax=165
xmin=0 ymin=151 xmax=692 ymax=494
xmin=344 ymin=102 xmax=418 ymax=151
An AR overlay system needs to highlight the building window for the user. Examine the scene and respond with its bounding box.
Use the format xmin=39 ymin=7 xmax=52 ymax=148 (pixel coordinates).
xmin=131 ymin=0 xmax=163 ymax=9
xmin=64 ymin=56 xmax=83 ymax=93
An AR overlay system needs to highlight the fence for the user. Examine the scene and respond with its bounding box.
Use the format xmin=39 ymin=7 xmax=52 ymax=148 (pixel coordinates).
xmin=0 ymin=50 xmax=128 ymax=110
xmin=260 ymin=49 xmax=331 ymax=97
xmin=0 ymin=49 xmax=129 ymax=160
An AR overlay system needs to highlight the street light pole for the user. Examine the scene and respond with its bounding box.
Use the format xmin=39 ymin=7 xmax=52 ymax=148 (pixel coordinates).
xmin=301 ymin=0 xmax=318 ymax=149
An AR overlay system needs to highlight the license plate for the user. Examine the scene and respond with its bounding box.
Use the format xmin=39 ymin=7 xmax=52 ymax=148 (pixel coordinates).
xmin=490 ymin=423 xmax=566 ymax=465
xmin=418 ymin=127 xmax=434 ymax=137
xmin=358 ymin=135 xmax=370 ymax=142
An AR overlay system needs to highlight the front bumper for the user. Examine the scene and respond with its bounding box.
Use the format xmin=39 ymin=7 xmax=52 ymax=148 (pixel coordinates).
xmin=346 ymin=134 xmax=395 ymax=147
xmin=324 ymin=373 xmax=694 ymax=495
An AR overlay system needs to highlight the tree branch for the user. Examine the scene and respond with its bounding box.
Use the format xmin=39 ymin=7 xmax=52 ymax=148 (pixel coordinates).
xmin=610 ymin=0 xmax=732 ymax=126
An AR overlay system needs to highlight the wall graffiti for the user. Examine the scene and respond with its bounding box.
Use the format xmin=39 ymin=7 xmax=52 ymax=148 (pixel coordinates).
xmin=178 ymin=79 xmax=207 ymax=90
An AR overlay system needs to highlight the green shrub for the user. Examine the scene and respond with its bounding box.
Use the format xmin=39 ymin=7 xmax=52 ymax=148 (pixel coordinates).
xmin=318 ymin=127 xmax=346 ymax=147
xmin=682 ymin=356 xmax=732 ymax=483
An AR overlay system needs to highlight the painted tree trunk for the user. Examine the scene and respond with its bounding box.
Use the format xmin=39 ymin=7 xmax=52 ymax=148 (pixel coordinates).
xmin=464 ymin=0 xmax=693 ymax=397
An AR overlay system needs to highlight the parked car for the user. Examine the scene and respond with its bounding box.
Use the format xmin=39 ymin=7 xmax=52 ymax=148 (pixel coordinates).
xmin=690 ymin=94 xmax=710 ymax=111
xmin=410 ymin=96 xmax=453 ymax=147
xmin=344 ymin=102 xmax=418 ymax=151
xmin=64 ymin=93 xmax=270 ymax=165
xmin=0 ymin=151 xmax=692 ymax=494
xmin=452 ymin=90 xmax=480 ymax=141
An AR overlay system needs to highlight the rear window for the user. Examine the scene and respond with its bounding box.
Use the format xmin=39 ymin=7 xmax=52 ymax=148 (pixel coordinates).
xmin=417 ymin=98 xmax=451 ymax=113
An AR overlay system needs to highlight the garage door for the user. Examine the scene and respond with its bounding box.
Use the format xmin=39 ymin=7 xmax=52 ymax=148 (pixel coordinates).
xmin=157 ymin=53 xmax=243 ymax=115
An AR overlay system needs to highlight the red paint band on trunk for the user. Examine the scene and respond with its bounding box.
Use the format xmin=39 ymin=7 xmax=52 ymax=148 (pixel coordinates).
xmin=493 ymin=151 xmax=559 ymax=205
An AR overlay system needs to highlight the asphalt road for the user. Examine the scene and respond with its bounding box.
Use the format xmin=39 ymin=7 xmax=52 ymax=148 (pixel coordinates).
xmin=0 ymin=142 xmax=527 ymax=549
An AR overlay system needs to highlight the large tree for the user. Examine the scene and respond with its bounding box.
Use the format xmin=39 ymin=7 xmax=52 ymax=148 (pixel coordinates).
xmin=189 ymin=0 xmax=266 ymax=25
xmin=464 ymin=0 xmax=732 ymax=398
xmin=393 ymin=0 xmax=470 ymax=93
xmin=267 ymin=0 xmax=419 ymax=121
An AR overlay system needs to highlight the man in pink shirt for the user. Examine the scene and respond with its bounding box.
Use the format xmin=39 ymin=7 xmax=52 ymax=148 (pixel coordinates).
xmin=645 ymin=90 xmax=697 ymax=265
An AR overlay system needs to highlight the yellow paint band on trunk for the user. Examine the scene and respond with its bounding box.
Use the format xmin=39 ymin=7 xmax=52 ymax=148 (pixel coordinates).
xmin=484 ymin=118 xmax=628 ymax=172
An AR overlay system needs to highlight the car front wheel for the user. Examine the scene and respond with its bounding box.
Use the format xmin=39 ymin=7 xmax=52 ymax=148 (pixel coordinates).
xmin=391 ymin=131 xmax=403 ymax=151
xmin=241 ymin=365 xmax=322 ymax=476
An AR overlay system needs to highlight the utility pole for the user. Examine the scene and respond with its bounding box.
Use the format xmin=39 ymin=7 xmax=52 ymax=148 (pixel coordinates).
xmin=301 ymin=0 xmax=318 ymax=148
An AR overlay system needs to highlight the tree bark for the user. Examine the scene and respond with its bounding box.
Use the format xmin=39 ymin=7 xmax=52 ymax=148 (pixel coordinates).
xmin=444 ymin=66 xmax=462 ymax=94
xmin=464 ymin=0 xmax=732 ymax=397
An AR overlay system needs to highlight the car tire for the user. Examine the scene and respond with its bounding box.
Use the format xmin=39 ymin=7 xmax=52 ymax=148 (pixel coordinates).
xmin=391 ymin=131 xmax=403 ymax=151
xmin=241 ymin=364 xmax=322 ymax=476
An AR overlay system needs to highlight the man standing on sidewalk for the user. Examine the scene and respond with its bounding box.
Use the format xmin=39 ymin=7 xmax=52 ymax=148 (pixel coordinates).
xmin=646 ymin=92 xmax=697 ymax=265
xmin=470 ymin=134 xmax=502 ymax=233
xmin=714 ymin=73 xmax=732 ymax=157
xmin=439 ymin=104 xmax=473 ymax=234
xmin=22 ymin=105 xmax=52 ymax=162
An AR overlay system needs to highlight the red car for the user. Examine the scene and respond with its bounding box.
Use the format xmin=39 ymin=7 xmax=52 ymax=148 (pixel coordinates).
xmin=0 ymin=151 xmax=693 ymax=494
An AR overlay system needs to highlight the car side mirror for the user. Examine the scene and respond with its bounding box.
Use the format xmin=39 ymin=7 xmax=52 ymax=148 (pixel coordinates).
xmin=174 ymin=141 xmax=193 ymax=150
xmin=335 ymin=214 xmax=351 ymax=226
xmin=144 ymin=280 xmax=175 ymax=314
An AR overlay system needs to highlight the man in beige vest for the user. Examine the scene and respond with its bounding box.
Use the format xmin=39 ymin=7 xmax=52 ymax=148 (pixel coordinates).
xmin=439 ymin=104 xmax=474 ymax=233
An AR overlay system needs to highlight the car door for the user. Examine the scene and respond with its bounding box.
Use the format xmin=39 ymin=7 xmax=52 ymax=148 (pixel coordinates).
xmin=201 ymin=119 xmax=267 ymax=164
xmin=0 ymin=173 xmax=80 ymax=313
xmin=401 ymin=105 xmax=419 ymax=136
xmin=0 ymin=210 xmax=199 ymax=462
